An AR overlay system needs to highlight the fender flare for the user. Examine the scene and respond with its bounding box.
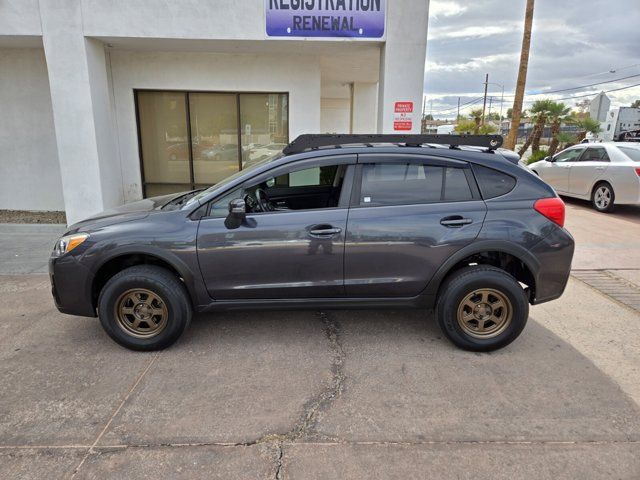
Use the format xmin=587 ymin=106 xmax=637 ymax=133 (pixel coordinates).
xmin=88 ymin=244 xmax=201 ymax=306
xmin=422 ymin=240 xmax=541 ymax=297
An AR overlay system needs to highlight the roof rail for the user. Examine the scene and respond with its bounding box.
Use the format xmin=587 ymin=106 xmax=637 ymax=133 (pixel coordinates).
xmin=282 ymin=134 xmax=503 ymax=155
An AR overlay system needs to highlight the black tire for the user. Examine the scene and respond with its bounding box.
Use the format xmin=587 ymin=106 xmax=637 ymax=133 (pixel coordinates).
xmin=97 ymin=265 xmax=192 ymax=351
xmin=591 ymin=181 xmax=615 ymax=213
xmin=435 ymin=266 xmax=529 ymax=352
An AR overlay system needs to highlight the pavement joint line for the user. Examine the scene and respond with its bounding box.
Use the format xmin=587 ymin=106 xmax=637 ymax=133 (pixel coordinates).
xmin=68 ymin=351 xmax=160 ymax=479
xmin=3 ymin=440 xmax=640 ymax=451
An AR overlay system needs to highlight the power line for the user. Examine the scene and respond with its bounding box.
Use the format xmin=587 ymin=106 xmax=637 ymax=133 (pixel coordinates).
xmin=500 ymin=73 xmax=640 ymax=98
xmin=429 ymin=96 xmax=483 ymax=115
xmin=548 ymin=82 xmax=640 ymax=102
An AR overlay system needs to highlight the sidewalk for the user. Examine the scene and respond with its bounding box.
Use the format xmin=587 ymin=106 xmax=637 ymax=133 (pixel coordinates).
xmin=0 ymin=223 xmax=66 ymax=274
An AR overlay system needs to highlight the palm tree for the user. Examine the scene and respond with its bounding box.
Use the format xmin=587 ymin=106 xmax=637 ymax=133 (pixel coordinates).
xmin=574 ymin=117 xmax=602 ymax=142
xmin=469 ymin=108 xmax=484 ymax=134
xmin=554 ymin=131 xmax=575 ymax=151
xmin=546 ymin=102 xmax=572 ymax=156
xmin=518 ymin=99 xmax=554 ymax=156
xmin=505 ymin=0 xmax=535 ymax=150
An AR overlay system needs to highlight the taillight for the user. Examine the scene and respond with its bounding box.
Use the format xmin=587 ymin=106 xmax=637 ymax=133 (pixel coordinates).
xmin=534 ymin=197 xmax=565 ymax=228
xmin=635 ymin=167 xmax=640 ymax=177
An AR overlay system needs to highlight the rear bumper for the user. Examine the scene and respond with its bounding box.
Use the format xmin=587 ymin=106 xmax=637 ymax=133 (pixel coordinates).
xmin=529 ymin=226 xmax=575 ymax=304
xmin=49 ymin=254 xmax=97 ymax=317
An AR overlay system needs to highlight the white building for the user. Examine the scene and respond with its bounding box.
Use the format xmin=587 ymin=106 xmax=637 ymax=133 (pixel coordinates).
xmin=0 ymin=0 xmax=429 ymax=224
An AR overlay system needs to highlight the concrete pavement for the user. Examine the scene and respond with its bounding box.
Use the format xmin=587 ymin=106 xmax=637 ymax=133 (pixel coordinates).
xmin=1 ymin=202 xmax=640 ymax=479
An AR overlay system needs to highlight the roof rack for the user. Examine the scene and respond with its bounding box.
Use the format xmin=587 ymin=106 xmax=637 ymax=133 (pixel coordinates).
xmin=282 ymin=134 xmax=503 ymax=155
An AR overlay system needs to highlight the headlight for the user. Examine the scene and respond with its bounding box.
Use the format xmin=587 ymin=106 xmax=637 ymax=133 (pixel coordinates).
xmin=53 ymin=233 xmax=89 ymax=256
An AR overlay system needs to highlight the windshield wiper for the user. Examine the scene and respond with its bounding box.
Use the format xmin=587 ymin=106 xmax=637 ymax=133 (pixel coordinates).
xmin=161 ymin=189 xmax=205 ymax=211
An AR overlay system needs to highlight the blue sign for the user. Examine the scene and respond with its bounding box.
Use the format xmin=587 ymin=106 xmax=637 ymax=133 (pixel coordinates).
xmin=265 ymin=0 xmax=385 ymax=38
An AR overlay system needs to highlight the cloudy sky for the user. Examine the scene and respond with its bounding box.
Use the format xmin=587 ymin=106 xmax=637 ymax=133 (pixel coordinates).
xmin=424 ymin=0 xmax=640 ymax=119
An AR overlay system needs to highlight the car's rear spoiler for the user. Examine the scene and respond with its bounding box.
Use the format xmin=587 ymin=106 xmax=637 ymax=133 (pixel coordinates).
xmin=497 ymin=149 xmax=521 ymax=165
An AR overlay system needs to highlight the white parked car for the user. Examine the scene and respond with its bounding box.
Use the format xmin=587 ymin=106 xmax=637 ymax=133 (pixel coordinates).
xmin=528 ymin=142 xmax=640 ymax=212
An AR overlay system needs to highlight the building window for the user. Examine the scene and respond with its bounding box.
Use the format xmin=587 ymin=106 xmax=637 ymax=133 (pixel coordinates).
xmin=136 ymin=90 xmax=288 ymax=197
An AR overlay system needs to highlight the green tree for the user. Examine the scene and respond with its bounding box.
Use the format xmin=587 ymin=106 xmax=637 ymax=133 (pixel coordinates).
xmin=631 ymin=99 xmax=640 ymax=108
xmin=454 ymin=119 xmax=478 ymax=134
xmin=469 ymin=108 xmax=483 ymax=133
xmin=546 ymin=102 xmax=572 ymax=156
xmin=455 ymin=120 xmax=497 ymax=135
xmin=518 ymin=99 xmax=554 ymax=156
xmin=573 ymin=116 xmax=601 ymax=142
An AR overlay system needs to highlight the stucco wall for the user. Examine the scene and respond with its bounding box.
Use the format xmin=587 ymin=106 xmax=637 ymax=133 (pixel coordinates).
xmin=108 ymin=49 xmax=322 ymax=202
xmin=0 ymin=48 xmax=64 ymax=211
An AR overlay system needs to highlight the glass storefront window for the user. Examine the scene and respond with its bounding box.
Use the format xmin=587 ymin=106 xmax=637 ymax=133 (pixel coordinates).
xmin=240 ymin=93 xmax=289 ymax=169
xmin=136 ymin=91 xmax=288 ymax=197
xmin=189 ymin=93 xmax=239 ymax=185
xmin=137 ymin=91 xmax=190 ymax=197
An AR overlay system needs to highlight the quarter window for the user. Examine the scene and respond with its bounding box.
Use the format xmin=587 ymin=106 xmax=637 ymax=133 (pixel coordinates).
xmin=473 ymin=165 xmax=516 ymax=199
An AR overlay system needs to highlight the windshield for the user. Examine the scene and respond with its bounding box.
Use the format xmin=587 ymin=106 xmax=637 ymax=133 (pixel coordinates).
xmin=619 ymin=146 xmax=640 ymax=162
xmin=184 ymin=152 xmax=284 ymax=207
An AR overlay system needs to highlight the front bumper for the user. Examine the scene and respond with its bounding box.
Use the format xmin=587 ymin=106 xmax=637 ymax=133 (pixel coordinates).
xmin=49 ymin=253 xmax=97 ymax=317
xmin=529 ymin=225 xmax=575 ymax=304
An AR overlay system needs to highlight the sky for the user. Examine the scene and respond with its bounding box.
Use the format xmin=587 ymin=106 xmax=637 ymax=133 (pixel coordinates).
xmin=423 ymin=0 xmax=640 ymax=119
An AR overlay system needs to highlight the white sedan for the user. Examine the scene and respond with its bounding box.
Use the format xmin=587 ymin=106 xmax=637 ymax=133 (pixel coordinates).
xmin=528 ymin=142 xmax=640 ymax=212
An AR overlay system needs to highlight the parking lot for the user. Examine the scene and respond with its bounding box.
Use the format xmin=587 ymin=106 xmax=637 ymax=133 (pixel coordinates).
xmin=1 ymin=198 xmax=640 ymax=479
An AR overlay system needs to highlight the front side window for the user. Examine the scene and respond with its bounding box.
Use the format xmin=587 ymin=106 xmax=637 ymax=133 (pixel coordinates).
xmin=554 ymin=148 xmax=584 ymax=163
xmin=358 ymin=163 xmax=472 ymax=207
xmin=272 ymin=165 xmax=339 ymax=188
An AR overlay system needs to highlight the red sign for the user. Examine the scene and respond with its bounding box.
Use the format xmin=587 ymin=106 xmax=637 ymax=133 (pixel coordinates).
xmin=394 ymin=101 xmax=414 ymax=113
xmin=394 ymin=101 xmax=414 ymax=131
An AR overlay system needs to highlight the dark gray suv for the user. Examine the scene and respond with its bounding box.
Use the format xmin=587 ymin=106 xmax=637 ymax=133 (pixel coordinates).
xmin=49 ymin=134 xmax=574 ymax=352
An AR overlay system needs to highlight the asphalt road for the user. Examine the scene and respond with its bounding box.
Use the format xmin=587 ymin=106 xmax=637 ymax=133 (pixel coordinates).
xmin=1 ymin=198 xmax=640 ymax=479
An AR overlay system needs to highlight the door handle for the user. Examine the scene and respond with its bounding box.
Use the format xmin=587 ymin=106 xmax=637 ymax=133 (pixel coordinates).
xmin=596 ymin=166 xmax=605 ymax=171
xmin=308 ymin=225 xmax=342 ymax=237
xmin=440 ymin=216 xmax=473 ymax=227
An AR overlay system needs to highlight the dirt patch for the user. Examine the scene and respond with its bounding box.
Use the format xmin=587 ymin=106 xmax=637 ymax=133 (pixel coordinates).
xmin=0 ymin=210 xmax=66 ymax=224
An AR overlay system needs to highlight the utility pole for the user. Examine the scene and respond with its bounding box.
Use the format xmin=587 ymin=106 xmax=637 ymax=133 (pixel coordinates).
xmin=505 ymin=0 xmax=535 ymax=150
xmin=481 ymin=73 xmax=489 ymax=126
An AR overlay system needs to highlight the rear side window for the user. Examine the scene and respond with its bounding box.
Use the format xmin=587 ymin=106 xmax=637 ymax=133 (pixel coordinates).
xmin=473 ymin=165 xmax=516 ymax=199
xmin=580 ymin=147 xmax=610 ymax=162
xmin=358 ymin=163 xmax=473 ymax=206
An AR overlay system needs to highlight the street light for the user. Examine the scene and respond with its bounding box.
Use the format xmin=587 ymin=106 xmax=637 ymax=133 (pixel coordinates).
xmin=485 ymin=81 xmax=505 ymax=122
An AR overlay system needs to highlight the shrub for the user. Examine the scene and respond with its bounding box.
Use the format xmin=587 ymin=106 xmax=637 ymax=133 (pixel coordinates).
xmin=527 ymin=149 xmax=549 ymax=165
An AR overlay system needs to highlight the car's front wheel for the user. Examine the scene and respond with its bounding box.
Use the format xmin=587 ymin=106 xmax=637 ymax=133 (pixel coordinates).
xmin=592 ymin=182 xmax=615 ymax=213
xmin=436 ymin=266 xmax=529 ymax=351
xmin=98 ymin=265 xmax=192 ymax=351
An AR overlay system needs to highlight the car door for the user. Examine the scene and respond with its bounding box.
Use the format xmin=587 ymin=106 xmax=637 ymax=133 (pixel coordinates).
xmin=196 ymin=155 xmax=355 ymax=300
xmin=569 ymin=146 xmax=610 ymax=196
xmin=541 ymin=147 xmax=585 ymax=192
xmin=344 ymin=154 xmax=487 ymax=297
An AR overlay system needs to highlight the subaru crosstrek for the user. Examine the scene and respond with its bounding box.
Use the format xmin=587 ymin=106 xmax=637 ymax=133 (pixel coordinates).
xmin=49 ymin=134 xmax=574 ymax=352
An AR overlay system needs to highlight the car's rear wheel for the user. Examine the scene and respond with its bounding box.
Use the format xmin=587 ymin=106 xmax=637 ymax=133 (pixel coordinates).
xmin=98 ymin=265 xmax=192 ymax=351
xmin=436 ymin=266 xmax=529 ymax=351
xmin=592 ymin=182 xmax=615 ymax=213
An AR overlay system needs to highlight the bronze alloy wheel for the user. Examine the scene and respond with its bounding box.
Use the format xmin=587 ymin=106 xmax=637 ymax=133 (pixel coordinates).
xmin=114 ymin=288 xmax=168 ymax=338
xmin=456 ymin=288 xmax=513 ymax=339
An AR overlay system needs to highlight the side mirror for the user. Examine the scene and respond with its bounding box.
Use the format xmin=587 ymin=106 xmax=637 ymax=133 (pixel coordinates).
xmin=544 ymin=156 xmax=553 ymax=162
xmin=224 ymin=198 xmax=246 ymax=229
